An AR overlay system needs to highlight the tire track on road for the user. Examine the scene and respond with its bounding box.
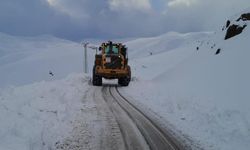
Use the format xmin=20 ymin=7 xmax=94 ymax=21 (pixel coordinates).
xmin=103 ymin=85 xmax=184 ymax=150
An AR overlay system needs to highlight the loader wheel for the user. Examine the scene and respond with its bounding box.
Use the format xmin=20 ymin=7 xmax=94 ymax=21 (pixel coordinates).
xmin=92 ymin=66 xmax=102 ymax=86
xmin=118 ymin=66 xmax=131 ymax=86
xmin=118 ymin=77 xmax=130 ymax=86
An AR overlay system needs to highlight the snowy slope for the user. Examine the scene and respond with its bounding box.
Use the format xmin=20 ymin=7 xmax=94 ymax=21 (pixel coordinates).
xmin=122 ymin=10 xmax=250 ymax=150
xmin=127 ymin=32 xmax=212 ymax=80
xmin=0 ymin=33 xmax=96 ymax=88
xmin=0 ymin=34 xmax=101 ymax=149
xmin=125 ymin=32 xmax=211 ymax=59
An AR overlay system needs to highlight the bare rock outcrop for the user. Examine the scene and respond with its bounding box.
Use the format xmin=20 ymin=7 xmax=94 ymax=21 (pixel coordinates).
xmin=224 ymin=12 xmax=249 ymax=40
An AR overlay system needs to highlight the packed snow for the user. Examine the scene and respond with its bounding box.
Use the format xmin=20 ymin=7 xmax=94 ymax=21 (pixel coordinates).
xmin=0 ymin=9 xmax=250 ymax=150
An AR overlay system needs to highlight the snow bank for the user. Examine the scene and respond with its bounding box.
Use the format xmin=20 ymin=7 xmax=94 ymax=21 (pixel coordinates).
xmin=0 ymin=73 xmax=90 ymax=150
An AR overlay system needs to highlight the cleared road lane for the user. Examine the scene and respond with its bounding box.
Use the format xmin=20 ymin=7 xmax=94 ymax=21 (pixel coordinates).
xmin=102 ymin=85 xmax=185 ymax=150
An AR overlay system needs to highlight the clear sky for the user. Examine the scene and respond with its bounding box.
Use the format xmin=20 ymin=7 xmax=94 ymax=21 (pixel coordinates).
xmin=0 ymin=0 xmax=249 ymax=41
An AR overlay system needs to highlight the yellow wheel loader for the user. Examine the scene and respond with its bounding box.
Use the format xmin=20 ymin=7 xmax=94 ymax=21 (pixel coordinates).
xmin=92 ymin=41 xmax=131 ymax=86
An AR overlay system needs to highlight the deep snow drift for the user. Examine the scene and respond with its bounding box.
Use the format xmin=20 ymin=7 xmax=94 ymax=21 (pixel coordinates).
xmin=0 ymin=74 xmax=91 ymax=149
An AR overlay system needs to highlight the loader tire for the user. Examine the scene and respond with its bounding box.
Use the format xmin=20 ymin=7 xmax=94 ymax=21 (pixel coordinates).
xmin=118 ymin=66 xmax=131 ymax=86
xmin=92 ymin=66 xmax=102 ymax=86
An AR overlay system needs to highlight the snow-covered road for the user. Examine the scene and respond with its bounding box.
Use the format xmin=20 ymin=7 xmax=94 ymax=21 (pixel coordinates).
xmin=103 ymin=85 xmax=185 ymax=150
xmin=56 ymin=85 xmax=125 ymax=150
xmin=56 ymin=83 xmax=186 ymax=150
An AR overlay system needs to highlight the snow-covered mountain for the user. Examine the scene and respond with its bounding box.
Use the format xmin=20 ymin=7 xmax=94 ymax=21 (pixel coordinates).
xmin=125 ymin=31 xmax=212 ymax=59
xmin=0 ymin=9 xmax=249 ymax=150
xmin=0 ymin=33 xmax=97 ymax=88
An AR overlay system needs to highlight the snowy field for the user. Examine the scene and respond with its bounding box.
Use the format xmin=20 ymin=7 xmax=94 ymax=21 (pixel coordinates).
xmin=0 ymin=10 xmax=250 ymax=150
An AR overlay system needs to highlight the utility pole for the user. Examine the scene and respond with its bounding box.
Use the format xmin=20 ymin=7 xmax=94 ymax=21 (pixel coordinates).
xmin=88 ymin=46 xmax=98 ymax=54
xmin=81 ymin=42 xmax=89 ymax=73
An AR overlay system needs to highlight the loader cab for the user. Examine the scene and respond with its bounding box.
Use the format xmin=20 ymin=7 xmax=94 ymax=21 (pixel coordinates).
xmin=104 ymin=41 xmax=119 ymax=55
xmin=99 ymin=41 xmax=127 ymax=58
xmin=121 ymin=45 xmax=128 ymax=59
